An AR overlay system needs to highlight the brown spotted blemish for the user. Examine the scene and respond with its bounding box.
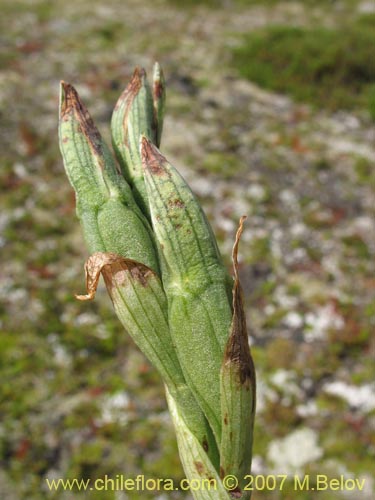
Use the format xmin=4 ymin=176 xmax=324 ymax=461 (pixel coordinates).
xmin=141 ymin=136 xmax=168 ymax=176
xmin=202 ymin=437 xmax=209 ymax=452
xmin=128 ymin=263 xmax=153 ymax=287
xmin=194 ymin=461 xmax=204 ymax=475
xmin=168 ymin=198 xmax=185 ymax=209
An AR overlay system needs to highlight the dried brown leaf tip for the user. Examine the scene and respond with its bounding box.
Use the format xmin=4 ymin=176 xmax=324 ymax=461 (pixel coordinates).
xmin=232 ymin=215 xmax=247 ymax=283
xmin=75 ymin=252 xmax=122 ymax=301
xmin=60 ymin=81 xmax=76 ymax=118
xmin=75 ymin=252 xmax=157 ymax=301
xmin=225 ymin=216 xmax=255 ymax=388
xmin=115 ymin=66 xmax=144 ymax=112
xmin=60 ymin=81 xmax=102 ymax=156
xmin=112 ymin=67 xmax=145 ymax=149
xmin=141 ymin=136 xmax=169 ymax=176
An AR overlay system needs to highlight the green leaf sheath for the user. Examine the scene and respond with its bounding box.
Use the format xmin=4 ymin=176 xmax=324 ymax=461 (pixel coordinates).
xmin=111 ymin=67 xmax=160 ymax=217
xmin=166 ymin=388 xmax=231 ymax=500
xmin=220 ymin=218 xmax=256 ymax=500
xmin=78 ymin=253 xmax=219 ymax=468
xmin=58 ymin=81 xmax=159 ymax=274
xmin=141 ymin=138 xmax=234 ymax=443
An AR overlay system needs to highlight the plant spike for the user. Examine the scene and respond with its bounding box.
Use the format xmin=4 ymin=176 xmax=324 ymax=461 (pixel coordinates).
xmin=59 ymin=78 xmax=220 ymax=469
xmin=59 ymin=64 xmax=257 ymax=498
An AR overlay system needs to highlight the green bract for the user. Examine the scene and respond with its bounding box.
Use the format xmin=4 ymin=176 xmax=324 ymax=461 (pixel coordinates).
xmin=59 ymin=82 xmax=158 ymax=272
xmin=111 ymin=64 xmax=165 ymax=217
xmin=141 ymin=137 xmax=233 ymax=443
xmin=59 ymin=64 xmax=256 ymax=500
xmin=220 ymin=217 xmax=256 ymax=499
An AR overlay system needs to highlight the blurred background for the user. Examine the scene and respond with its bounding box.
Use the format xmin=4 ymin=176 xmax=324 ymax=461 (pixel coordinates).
xmin=1 ymin=0 xmax=374 ymax=498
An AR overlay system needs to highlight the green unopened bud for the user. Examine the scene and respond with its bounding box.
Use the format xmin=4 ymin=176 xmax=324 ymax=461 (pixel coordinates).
xmin=59 ymin=82 xmax=159 ymax=273
xmin=59 ymin=81 xmax=117 ymax=208
xmin=152 ymin=62 xmax=166 ymax=147
xmin=141 ymin=137 xmax=231 ymax=296
xmin=220 ymin=217 xmax=256 ymax=500
xmin=141 ymin=137 xmax=233 ymax=442
xmin=77 ymin=252 xmax=219 ymax=468
xmin=111 ymin=67 xmax=157 ymax=216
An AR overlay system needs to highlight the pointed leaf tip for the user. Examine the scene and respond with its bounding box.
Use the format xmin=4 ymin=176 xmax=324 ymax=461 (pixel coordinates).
xmin=59 ymin=81 xmax=103 ymax=157
xmin=152 ymin=62 xmax=166 ymax=147
xmin=59 ymin=81 xmax=77 ymax=118
xmin=232 ymin=215 xmax=247 ymax=281
xmin=225 ymin=215 xmax=254 ymax=386
xmin=152 ymin=62 xmax=165 ymax=98
xmin=134 ymin=66 xmax=147 ymax=79
xmin=115 ymin=66 xmax=144 ymax=110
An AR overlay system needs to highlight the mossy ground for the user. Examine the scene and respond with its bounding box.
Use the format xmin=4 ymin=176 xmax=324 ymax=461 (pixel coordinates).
xmin=231 ymin=14 xmax=375 ymax=117
xmin=1 ymin=0 xmax=374 ymax=499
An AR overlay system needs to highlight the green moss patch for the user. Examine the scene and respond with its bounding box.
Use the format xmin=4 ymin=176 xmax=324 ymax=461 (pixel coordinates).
xmin=232 ymin=15 xmax=375 ymax=116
